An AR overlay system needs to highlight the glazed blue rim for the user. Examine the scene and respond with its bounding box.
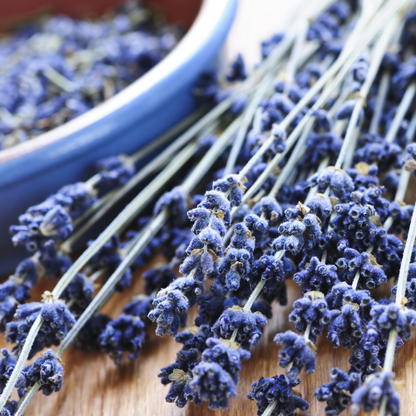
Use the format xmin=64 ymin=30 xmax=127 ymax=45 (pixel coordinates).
xmin=0 ymin=0 xmax=238 ymax=275
xmin=0 ymin=0 xmax=238 ymax=185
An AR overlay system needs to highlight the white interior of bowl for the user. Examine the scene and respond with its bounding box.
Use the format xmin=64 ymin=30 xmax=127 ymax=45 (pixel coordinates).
xmin=0 ymin=0 xmax=229 ymax=163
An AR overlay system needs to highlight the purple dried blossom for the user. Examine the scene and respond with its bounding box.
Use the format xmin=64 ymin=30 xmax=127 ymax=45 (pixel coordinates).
xmin=327 ymin=303 xmax=364 ymax=348
xmin=73 ymin=313 xmax=111 ymax=352
xmin=154 ymin=187 xmax=189 ymax=227
xmin=142 ymin=264 xmax=177 ymax=295
xmin=99 ymin=314 xmax=146 ymax=364
xmin=6 ymin=296 xmax=75 ymax=358
xmin=226 ymin=54 xmax=247 ymax=82
xmin=96 ymin=155 xmax=136 ymax=186
xmin=148 ymin=277 xmax=204 ymax=336
xmin=212 ymin=306 xmax=267 ymax=348
xmin=189 ymin=338 xmax=250 ymax=409
xmin=308 ymin=167 xmax=355 ymax=199
xmin=293 ymin=257 xmax=339 ymax=294
xmin=368 ymin=302 xmax=416 ymax=341
xmin=289 ymin=293 xmax=331 ymax=343
xmin=60 ymin=273 xmax=94 ymax=315
xmin=274 ymin=331 xmax=316 ymax=381
xmin=158 ymin=325 xmax=212 ymax=407
xmin=351 ymin=372 xmax=399 ymax=416
xmin=24 ymin=349 xmax=64 ymax=396
xmin=248 ymin=374 xmax=309 ymax=416
xmin=88 ymin=235 xmax=132 ymax=291
xmin=315 ymin=368 xmax=360 ymax=415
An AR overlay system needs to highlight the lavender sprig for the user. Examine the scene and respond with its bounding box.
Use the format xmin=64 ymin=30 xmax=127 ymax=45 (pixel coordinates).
xmin=11 ymin=112 xmax=242 ymax=413
xmin=351 ymin=198 xmax=416 ymax=416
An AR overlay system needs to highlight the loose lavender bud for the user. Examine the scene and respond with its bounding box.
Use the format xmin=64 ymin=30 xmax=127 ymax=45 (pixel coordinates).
xmin=0 ymin=5 xmax=181 ymax=146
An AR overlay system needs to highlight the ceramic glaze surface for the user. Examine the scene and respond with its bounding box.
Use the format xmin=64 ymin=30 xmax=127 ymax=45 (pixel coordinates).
xmin=0 ymin=0 xmax=238 ymax=274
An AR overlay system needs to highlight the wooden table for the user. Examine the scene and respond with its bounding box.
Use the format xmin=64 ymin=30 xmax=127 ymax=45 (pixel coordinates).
xmin=8 ymin=260 xmax=414 ymax=416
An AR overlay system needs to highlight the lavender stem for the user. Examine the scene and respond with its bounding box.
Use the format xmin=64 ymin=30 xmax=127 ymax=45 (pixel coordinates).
xmin=378 ymin=196 xmax=416 ymax=416
xmin=385 ymin=82 xmax=416 ymax=144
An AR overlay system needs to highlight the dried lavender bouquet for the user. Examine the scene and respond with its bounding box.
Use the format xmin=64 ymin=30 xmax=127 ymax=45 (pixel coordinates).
xmin=2 ymin=0 xmax=416 ymax=415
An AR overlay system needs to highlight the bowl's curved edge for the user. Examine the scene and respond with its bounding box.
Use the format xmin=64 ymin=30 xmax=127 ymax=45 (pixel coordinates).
xmin=0 ymin=0 xmax=238 ymax=275
xmin=0 ymin=0 xmax=234 ymax=168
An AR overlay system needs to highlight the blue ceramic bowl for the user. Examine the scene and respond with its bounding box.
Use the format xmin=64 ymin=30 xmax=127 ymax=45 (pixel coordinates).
xmin=0 ymin=0 xmax=238 ymax=274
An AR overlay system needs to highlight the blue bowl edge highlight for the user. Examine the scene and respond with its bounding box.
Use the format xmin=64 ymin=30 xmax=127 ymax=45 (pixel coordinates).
xmin=0 ymin=0 xmax=238 ymax=275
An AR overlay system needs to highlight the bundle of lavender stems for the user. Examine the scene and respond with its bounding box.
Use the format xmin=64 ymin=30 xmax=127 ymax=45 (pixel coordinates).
xmin=2 ymin=0 xmax=416 ymax=414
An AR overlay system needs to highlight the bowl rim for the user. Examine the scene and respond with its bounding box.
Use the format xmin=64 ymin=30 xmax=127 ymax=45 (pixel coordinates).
xmin=0 ymin=0 xmax=230 ymax=163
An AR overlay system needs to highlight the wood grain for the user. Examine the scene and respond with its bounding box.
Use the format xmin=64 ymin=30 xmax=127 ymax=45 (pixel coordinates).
xmin=3 ymin=260 xmax=412 ymax=416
